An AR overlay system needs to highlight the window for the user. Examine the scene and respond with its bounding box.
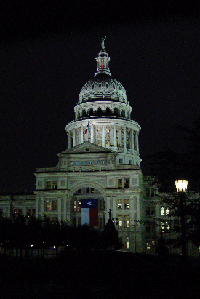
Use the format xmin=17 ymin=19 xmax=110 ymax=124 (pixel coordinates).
xmin=102 ymin=160 xmax=105 ymax=164
xmin=52 ymin=200 xmax=57 ymax=211
xmin=78 ymin=201 xmax=81 ymax=212
xmin=60 ymin=180 xmax=65 ymax=187
xmin=124 ymin=199 xmax=129 ymax=209
xmin=53 ymin=181 xmax=57 ymax=190
xmin=86 ymin=188 xmax=89 ymax=193
xmin=95 ymin=161 xmax=99 ymax=164
xmin=91 ymin=188 xmax=94 ymax=193
xmin=73 ymin=200 xmax=76 ymax=212
xmin=124 ymin=215 xmax=130 ymax=228
xmin=161 ymin=207 xmax=165 ymax=216
xmin=89 ymin=161 xmax=92 ymax=165
xmin=38 ymin=181 xmax=42 ymax=188
xmin=45 ymin=201 xmax=51 ymax=211
xmin=119 ymin=159 xmax=123 ymax=164
xmin=118 ymin=199 xmax=122 ymax=209
xmin=118 ymin=215 xmax=123 ymax=228
xmin=166 ymin=207 xmax=170 ymax=215
xmin=45 ymin=200 xmax=57 ymax=211
xmin=76 ymin=161 xmax=79 ymax=165
xmin=151 ymin=206 xmax=155 ymax=216
xmin=126 ymin=237 xmax=130 ymax=249
xmin=118 ymin=179 xmax=122 ymax=189
xmin=151 ymin=188 xmax=154 ymax=197
xmin=46 ymin=181 xmax=51 ymax=189
xmin=124 ymin=178 xmax=129 ymax=188
xmin=82 ymin=161 xmax=86 ymax=165
xmin=146 ymin=207 xmax=151 ymax=216
xmin=147 ymin=242 xmax=151 ymax=250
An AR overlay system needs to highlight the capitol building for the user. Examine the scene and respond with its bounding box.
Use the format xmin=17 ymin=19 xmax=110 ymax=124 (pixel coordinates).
xmin=1 ymin=40 xmax=198 ymax=255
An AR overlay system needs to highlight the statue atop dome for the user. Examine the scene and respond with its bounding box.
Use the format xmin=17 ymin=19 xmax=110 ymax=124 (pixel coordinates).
xmin=101 ymin=36 xmax=106 ymax=51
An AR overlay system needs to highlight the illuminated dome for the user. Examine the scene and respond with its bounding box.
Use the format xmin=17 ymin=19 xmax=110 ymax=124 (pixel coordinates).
xmin=79 ymin=77 xmax=128 ymax=104
xmin=78 ymin=38 xmax=128 ymax=105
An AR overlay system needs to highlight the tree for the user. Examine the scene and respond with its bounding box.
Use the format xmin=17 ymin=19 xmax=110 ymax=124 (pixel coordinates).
xmin=102 ymin=219 xmax=122 ymax=250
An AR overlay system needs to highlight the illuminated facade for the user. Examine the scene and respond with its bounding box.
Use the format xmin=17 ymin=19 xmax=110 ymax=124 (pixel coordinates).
xmin=34 ymin=41 xmax=144 ymax=251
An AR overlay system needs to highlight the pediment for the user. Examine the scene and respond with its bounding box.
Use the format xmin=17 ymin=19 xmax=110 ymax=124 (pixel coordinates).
xmin=60 ymin=142 xmax=114 ymax=155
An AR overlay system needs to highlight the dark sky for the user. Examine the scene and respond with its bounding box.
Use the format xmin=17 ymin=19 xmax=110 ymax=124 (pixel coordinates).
xmin=1 ymin=0 xmax=200 ymax=192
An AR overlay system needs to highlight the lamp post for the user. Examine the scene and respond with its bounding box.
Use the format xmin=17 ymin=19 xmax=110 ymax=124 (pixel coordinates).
xmin=175 ymin=180 xmax=188 ymax=260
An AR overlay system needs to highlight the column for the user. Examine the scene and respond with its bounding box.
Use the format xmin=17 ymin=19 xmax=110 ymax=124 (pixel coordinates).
xmin=131 ymin=129 xmax=134 ymax=152
xmin=73 ymin=129 xmax=76 ymax=147
xmin=136 ymin=132 xmax=139 ymax=152
xmin=102 ymin=125 xmax=105 ymax=147
xmin=91 ymin=124 xmax=94 ymax=143
xmin=124 ymin=125 xmax=127 ymax=153
xmin=113 ymin=124 xmax=117 ymax=147
xmin=58 ymin=198 xmax=61 ymax=222
xmin=36 ymin=197 xmax=39 ymax=218
xmin=41 ymin=197 xmax=44 ymax=217
xmin=81 ymin=126 xmax=84 ymax=143
xmin=63 ymin=196 xmax=67 ymax=222
xmin=68 ymin=132 xmax=71 ymax=149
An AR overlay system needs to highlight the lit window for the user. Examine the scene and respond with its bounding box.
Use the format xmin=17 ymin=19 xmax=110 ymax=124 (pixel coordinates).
xmin=118 ymin=199 xmax=123 ymax=209
xmin=91 ymin=188 xmax=94 ymax=193
xmin=161 ymin=222 xmax=165 ymax=232
xmin=147 ymin=242 xmax=151 ymax=250
xmin=78 ymin=201 xmax=81 ymax=212
xmin=106 ymin=128 xmax=110 ymax=132
xmin=166 ymin=208 xmax=170 ymax=215
xmin=124 ymin=215 xmax=130 ymax=228
xmin=161 ymin=207 xmax=165 ymax=216
xmin=126 ymin=237 xmax=129 ymax=249
xmin=76 ymin=161 xmax=79 ymax=165
xmin=118 ymin=215 xmax=123 ymax=228
xmin=102 ymin=160 xmax=105 ymax=164
xmin=73 ymin=200 xmax=77 ymax=212
xmin=124 ymin=199 xmax=129 ymax=209
xmin=45 ymin=201 xmax=51 ymax=211
xmin=89 ymin=161 xmax=92 ymax=165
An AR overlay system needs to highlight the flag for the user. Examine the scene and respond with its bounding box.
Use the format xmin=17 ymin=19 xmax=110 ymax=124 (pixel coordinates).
xmin=84 ymin=122 xmax=89 ymax=134
xmin=81 ymin=199 xmax=98 ymax=226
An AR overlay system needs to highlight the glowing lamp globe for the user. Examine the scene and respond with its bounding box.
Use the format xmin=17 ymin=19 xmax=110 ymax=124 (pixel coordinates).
xmin=175 ymin=180 xmax=188 ymax=192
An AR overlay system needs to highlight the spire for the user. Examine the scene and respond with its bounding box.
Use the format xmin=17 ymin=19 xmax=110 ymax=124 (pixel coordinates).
xmin=95 ymin=37 xmax=111 ymax=77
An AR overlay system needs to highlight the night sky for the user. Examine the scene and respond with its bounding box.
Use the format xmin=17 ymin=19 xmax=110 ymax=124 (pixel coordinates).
xmin=1 ymin=1 xmax=200 ymax=192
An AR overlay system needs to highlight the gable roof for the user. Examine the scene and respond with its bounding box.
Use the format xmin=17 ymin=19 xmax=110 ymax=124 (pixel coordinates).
xmin=59 ymin=142 xmax=115 ymax=155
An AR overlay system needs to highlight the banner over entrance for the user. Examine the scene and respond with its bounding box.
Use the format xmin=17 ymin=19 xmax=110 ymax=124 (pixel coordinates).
xmin=81 ymin=199 xmax=98 ymax=226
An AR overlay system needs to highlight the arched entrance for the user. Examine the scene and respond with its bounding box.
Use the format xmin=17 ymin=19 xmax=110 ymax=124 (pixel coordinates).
xmin=70 ymin=187 xmax=105 ymax=229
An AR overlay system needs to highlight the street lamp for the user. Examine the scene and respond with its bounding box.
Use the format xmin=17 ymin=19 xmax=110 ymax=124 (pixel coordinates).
xmin=175 ymin=179 xmax=188 ymax=260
